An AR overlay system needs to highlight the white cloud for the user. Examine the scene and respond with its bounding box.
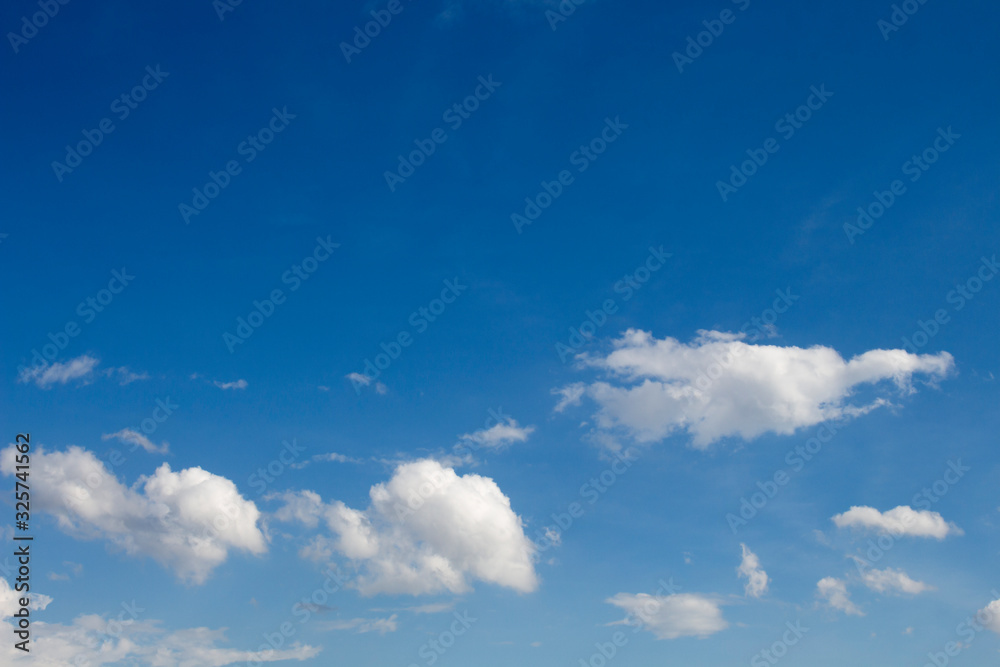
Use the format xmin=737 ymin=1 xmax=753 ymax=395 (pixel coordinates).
xmin=18 ymin=354 xmax=99 ymax=388
xmin=213 ymin=379 xmax=248 ymax=390
xmin=457 ymin=419 xmax=535 ymax=451
xmin=606 ymin=592 xmax=728 ymax=639
xmin=102 ymin=428 xmax=169 ymax=455
xmin=980 ymin=598 xmax=1000 ymax=634
xmin=0 ymin=582 xmax=320 ymax=667
xmin=552 ymin=383 xmax=585 ymax=413
xmin=0 ymin=445 xmax=266 ymax=584
xmin=737 ymin=544 xmax=769 ymax=598
xmin=273 ymin=459 xmax=538 ymax=596
xmin=559 ymin=329 xmax=953 ymax=447
xmin=316 ymin=614 xmax=398 ymax=634
xmin=817 ymin=577 xmax=863 ymax=616
xmin=0 ymin=576 xmax=52 ymax=618
xmin=105 ymin=366 xmax=149 ymax=385
xmin=346 ymin=373 xmax=387 ymax=395
xmin=832 ymin=505 xmax=961 ymax=539
xmin=861 ymin=567 xmax=933 ymax=595
xmin=314 ymin=452 xmax=361 ymax=464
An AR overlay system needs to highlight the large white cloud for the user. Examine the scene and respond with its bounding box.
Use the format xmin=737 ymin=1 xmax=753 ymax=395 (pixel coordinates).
xmin=606 ymin=592 xmax=728 ymax=639
xmin=0 ymin=445 xmax=266 ymax=584
xmin=737 ymin=544 xmax=769 ymax=598
xmin=816 ymin=577 xmax=863 ymax=616
xmin=0 ymin=579 xmax=319 ymax=666
xmin=273 ymin=459 xmax=538 ymax=596
xmin=861 ymin=567 xmax=932 ymax=595
xmin=557 ymin=329 xmax=953 ymax=447
xmin=832 ymin=505 xmax=961 ymax=539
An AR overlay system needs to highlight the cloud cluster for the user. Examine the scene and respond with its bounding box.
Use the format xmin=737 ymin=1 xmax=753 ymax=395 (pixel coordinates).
xmin=737 ymin=544 xmax=769 ymax=598
xmin=832 ymin=506 xmax=961 ymax=539
xmin=0 ymin=445 xmax=266 ymax=584
xmin=273 ymin=459 xmax=538 ymax=596
xmin=605 ymin=592 xmax=728 ymax=639
xmin=0 ymin=580 xmax=319 ymax=667
xmin=557 ymin=329 xmax=953 ymax=447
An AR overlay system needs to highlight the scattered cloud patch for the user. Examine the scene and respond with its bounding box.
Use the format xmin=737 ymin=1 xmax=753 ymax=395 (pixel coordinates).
xmin=317 ymin=614 xmax=398 ymax=634
xmin=558 ymin=329 xmax=953 ymax=447
xmin=861 ymin=567 xmax=932 ymax=595
xmin=0 ymin=445 xmax=266 ymax=584
xmin=18 ymin=354 xmax=99 ymax=388
xmin=606 ymin=592 xmax=728 ymax=639
xmin=273 ymin=459 xmax=538 ymax=596
xmin=457 ymin=419 xmax=535 ymax=451
xmin=105 ymin=366 xmax=149 ymax=385
xmin=102 ymin=428 xmax=169 ymax=455
xmin=213 ymin=379 xmax=248 ymax=390
xmin=816 ymin=577 xmax=863 ymax=616
xmin=737 ymin=544 xmax=769 ymax=598
xmin=832 ymin=506 xmax=961 ymax=539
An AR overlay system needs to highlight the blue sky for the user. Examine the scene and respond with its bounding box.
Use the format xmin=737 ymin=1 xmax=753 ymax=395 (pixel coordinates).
xmin=2 ymin=0 xmax=1000 ymax=665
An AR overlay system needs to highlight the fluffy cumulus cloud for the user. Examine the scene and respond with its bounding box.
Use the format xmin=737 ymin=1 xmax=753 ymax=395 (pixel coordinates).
xmin=606 ymin=593 xmax=728 ymax=639
xmin=0 ymin=581 xmax=319 ymax=666
xmin=557 ymin=329 xmax=954 ymax=447
xmin=18 ymin=354 xmax=99 ymax=388
xmin=832 ymin=505 xmax=961 ymax=539
xmin=980 ymin=598 xmax=1000 ymax=635
xmin=737 ymin=543 xmax=769 ymax=598
xmin=0 ymin=445 xmax=266 ymax=584
xmin=861 ymin=567 xmax=933 ymax=595
xmin=816 ymin=577 xmax=863 ymax=616
xmin=273 ymin=459 xmax=538 ymax=596
xmin=457 ymin=418 xmax=535 ymax=451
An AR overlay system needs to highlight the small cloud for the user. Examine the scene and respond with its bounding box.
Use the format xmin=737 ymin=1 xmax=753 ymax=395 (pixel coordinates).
xmin=737 ymin=544 xmax=769 ymax=598
xmin=861 ymin=567 xmax=933 ymax=595
xmin=18 ymin=354 xmax=99 ymax=388
xmin=375 ymin=382 xmax=388 ymax=395
xmin=48 ymin=573 xmax=70 ymax=581
xmin=318 ymin=385 xmax=331 ymax=392
xmin=213 ymin=379 xmax=248 ymax=390
xmin=817 ymin=577 xmax=863 ymax=616
xmin=313 ymin=453 xmax=362 ymax=464
xmin=530 ymin=641 xmax=542 ymax=647
xmin=606 ymin=592 xmax=728 ymax=639
xmin=105 ymin=367 xmax=149 ymax=385
xmin=903 ymin=627 xmax=913 ymax=635
xmin=346 ymin=372 xmax=371 ymax=387
xmin=832 ymin=506 xmax=962 ymax=539
xmin=317 ymin=615 xmax=398 ymax=634
xmin=552 ymin=383 xmax=585 ymax=413
xmin=102 ymin=429 xmax=169 ymax=455
xmin=457 ymin=419 xmax=535 ymax=452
